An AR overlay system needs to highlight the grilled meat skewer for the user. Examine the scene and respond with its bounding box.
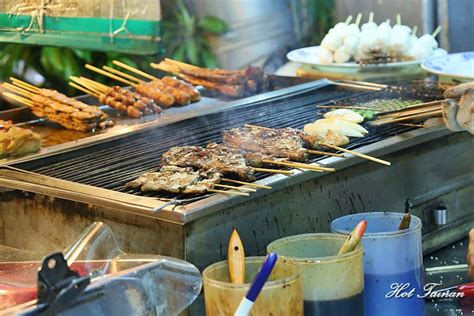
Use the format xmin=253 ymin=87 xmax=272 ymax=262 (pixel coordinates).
xmin=222 ymin=127 xmax=310 ymax=162
xmin=125 ymin=166 xmax=222 ymax=194
xmin=162 ymin=145 xmax=256 ymax=182
xmin=98 ymin=86 xmax=162 ymax=118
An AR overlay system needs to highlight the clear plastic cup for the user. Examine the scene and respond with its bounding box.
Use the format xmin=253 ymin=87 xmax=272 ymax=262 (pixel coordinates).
xmin=202 ymin=256 xmax=303 ymax=315
xmin=267 ymin=233 xmax=364 ymax=316
xmin=331 ymin=212 xmax=425 ymax=316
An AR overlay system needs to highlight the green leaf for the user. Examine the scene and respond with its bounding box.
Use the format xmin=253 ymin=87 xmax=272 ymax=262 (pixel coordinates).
xmin=72 ymin=49 xmax=92 ymax=63
xmin=200 ymin=16 xmax=229 ymax=34
xmin=186 ymin=40 xmax=198 ymax=65
xmin=201 ymin=49 xmax=218 ymax=68
xmin=173 ymin=45 xmax=186 ymax=61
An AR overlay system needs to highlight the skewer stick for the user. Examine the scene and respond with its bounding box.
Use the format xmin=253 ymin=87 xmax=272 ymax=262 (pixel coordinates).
xmin=208 ymin=188 xmax=249 ymax=196
xmin=150 ymin=62 xmax=181 ymax=74
xmin=369 ymin=12 xmax=374 ymax=23
xmin=261 ymin=160 xmax=335 ymax=172
xmin=70 ymin=77 xmax=103 ymax=95
xmin=321 ymin=143 xmax=391 ymax=166
xmin=398 ymin=123 xmax=425 ymax=128
xmin=377 ymin=105 xmax=442 ymax=119
xmin=345 ymin=15 xmax=353 ymax=24
xmin=214 ymin=183 xmax=257 ymax=192
xmin=102 ymin=66 xmax=142 ymax=83
xmin=2 ymin=83 xmax=35 ymax=98
xmin=253 ymin=167 xmax=293 ymax=175
xmin=396 ymin=14 xmax=401 ymax=25
xmin=355 ymin=13 xmax=362 ymax=27
xmin=244 ymin=124 xmax=272 ymax=130
xmin=85 ymin=64 xmax=136 ymax=87
xmin=68 ymin=82 xmax=99 ymax=98
xmin=376 ymin=100 xmax=444 ymax=115
xmin=304 ymin=149 xmax=344 ymax=158
xmin=432 ymin=25 xmax=442 ymax=37
xmin=3 ymin=92 xmax=34 ymax=107
xmin=222 ymin=178 xmax=272 ymax=190
xmin=10 ymin=78 xmax=40 ymax=93
xmin=113 ymin=60 xmax=158 ymax=81
xmin=373 ymin=110 xmax=443 ymax=125
xmin=79 ymin=77 xmax=109 ymax=93
xmin=317 ymin=105 xmax=379 ymax=111
xmin=412 ymin=25 xmax=418 ymax=35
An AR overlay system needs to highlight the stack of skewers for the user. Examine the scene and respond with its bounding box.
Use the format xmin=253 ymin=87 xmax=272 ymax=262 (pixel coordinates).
xmin=3 ymin=79 xmax=113 ymax=132
xmin=151 ymin=58 xmax=265 ymax=98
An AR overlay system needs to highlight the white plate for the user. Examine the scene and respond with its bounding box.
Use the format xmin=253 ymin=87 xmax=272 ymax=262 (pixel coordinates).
xmin=421 ymin=52 xmax=474 ymax=80
xmin=287 ymin=46 xmax=422 ymax=71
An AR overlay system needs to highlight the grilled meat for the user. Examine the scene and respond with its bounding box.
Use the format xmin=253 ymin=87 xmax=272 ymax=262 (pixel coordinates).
xmin=162 ymin=145 xmax=256 ymax=182
xmin=0 ymin=120 xmax=41 ymax=158
xmin=151 ymin=59 xmax=265 ymax=98
xmin=206 ymin=142 xmax=289 ymax=168
xmin=28 ymin=89 xmax=113 ymax=132
xmin=160 ymin=76 xmax=201 ymax=102
xmin=99 ymin=86 xmax=162 ymax=118
xmin=222 ymin=127 xmax=309 ymax=162
xmin=125 ymin=166 xmax=222 ymax=194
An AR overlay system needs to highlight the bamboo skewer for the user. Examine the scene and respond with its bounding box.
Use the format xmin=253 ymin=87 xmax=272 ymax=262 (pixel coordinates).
xmin=10 ymin=77 xmax=40 ymax=93
xmin=304 ymin=149 xmax=344 ymax=158
xmin=80 ymin=77 xmax=109 ymax=91
xmin=321 ymin=143 xmax=391 ymax=166
xmin=3 ymin=92 xmax=34 ymax=107
xmin=85 ymin=64 xmax=136 ymax=87
xmin=113 ymin=60 xmax=158 ymax=81
xmin=208 ymin=188 xmax=249 ymax=196
xmin=2 ymin=83 xmax=35 ymax=98
xmin=376 ymin=100 xmax=443 ymax=116
xmin=377 ymin=105 xmax=442 ymax=119
xmin=253 ymin=167 xmax=293 ymax=175
xmin=214 ymin=183 xmax=257 ymax=192
xmin=78 ymin=77 xmax=109 ymax=94
xmin=261 ymin=159 xmax=335 ymax=172
xmin=317 ymin=105 xmax=380 ymax=111
xmin=68 ymin=82 xmax=100 ymax=98
xmin=69 ymin=77 xmax=104 ymax=95
xmin=102 ymin=66 xmax=141 ymax=83
xmin=222 ymin=178 xmax=272 ymax=190
xmin=372 ymin=110 xmax=443 ymax=125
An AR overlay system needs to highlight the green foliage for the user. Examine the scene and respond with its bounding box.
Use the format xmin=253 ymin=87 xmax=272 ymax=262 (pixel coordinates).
xmin=161 ymin=0 xmax=228 ymax=68
xmin=304 ymin=0 xmax=335 ymax=46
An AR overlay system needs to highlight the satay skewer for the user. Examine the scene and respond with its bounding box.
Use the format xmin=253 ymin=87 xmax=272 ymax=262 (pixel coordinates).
xmin=86 ymin=64 xmax=137 ymax=87
xmin=68 ymin=82 xmax=100 ymax=98
xmin=222 ymin=178 xmax=272 ymax=190
xmin=261 ymin=159 xmax=335 ymax=172
xmin=2 ymin=83 xmax=35 ymax=98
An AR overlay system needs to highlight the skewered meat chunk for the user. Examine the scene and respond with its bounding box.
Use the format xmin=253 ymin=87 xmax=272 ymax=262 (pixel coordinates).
xmin=222 ymin=127 xmax=309 ymax=162
xmin=206 ymin=143 xmax=289 ymax=168
xmin=0 ymin=120 xmax=41 ymax=158
xmin=136 ymin=81 xmax=175 ymax=108
xmin=125 ymin=166 xmax=222 ymax=194
xmin=162 ymin=145 xmax=256 ymax=182
xmin=160 ymin=76 xmax=201 ymax=102
xmin=98 ymin=86 xmax=161 ymax=118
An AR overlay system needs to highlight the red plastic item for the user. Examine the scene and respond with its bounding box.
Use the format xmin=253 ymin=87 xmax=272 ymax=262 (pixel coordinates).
xmin=458 ymin=282 xmax=474 ymax=297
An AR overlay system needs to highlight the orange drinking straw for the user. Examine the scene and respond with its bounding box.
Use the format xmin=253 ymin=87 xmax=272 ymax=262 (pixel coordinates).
xmin=337 ymin=220 xmax=368 ymax=255
xmin=228 ymin=228 xmax=246 ymax=284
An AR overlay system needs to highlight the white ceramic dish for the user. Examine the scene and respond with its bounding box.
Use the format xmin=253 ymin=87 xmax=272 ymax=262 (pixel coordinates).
xmin=287 ymin=46 xmax=422 ymax=71
xmin=421 ymin=52 xmax=474 ymax=80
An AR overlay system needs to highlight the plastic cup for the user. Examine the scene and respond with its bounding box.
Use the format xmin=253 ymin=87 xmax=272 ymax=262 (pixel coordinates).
xmin=267 ymin=233 xmax=364 ymax=316
xmin=202 ymin=256 xmax=303 ymax=315
xmin=331 ymin=212 xmax=424 ymax=316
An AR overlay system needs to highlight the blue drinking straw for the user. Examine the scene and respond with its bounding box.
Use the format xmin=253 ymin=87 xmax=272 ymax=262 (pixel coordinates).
xmin=234 ymin=253 xmax=278 ymax=316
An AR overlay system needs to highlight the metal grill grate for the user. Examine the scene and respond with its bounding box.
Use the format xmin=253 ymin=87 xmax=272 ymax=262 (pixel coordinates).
xmin=13 ymin=81 xmax=446 ymax=202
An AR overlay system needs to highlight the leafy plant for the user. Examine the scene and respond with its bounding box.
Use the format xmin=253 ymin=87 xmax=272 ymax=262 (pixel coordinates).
xmin=304 ymin=0 xmax=335 ymax=46
xmin=161 ymin=0 xmax=228 ymax=68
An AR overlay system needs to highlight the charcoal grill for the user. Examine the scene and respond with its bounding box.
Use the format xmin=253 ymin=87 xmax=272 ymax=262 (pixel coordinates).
xmin=1 ymin=79 xmax=473 ymax=290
